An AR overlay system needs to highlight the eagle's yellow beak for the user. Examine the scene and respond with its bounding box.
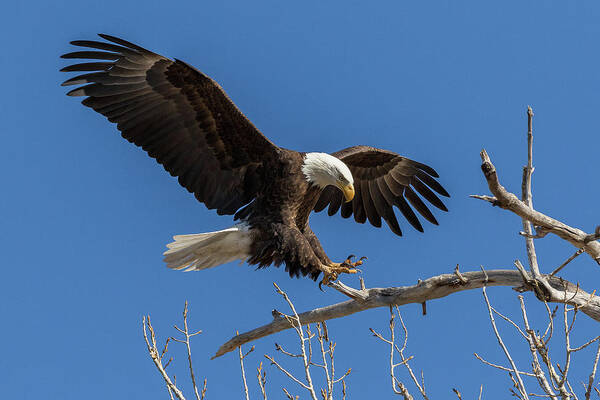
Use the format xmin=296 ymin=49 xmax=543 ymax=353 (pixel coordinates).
xmin=341 ymin=183 xmax=355 ymax=202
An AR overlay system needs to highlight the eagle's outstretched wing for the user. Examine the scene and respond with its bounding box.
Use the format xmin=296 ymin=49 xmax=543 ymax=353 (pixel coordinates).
xmin=61 ymin=34 xmax=280 ymax=215
xmin=313 ymin=146 xmax=449 ymax=235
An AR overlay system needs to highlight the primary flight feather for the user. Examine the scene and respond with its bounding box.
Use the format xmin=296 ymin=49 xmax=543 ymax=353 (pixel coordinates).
xmin=61 ymin=34 xmax=450 ymax=286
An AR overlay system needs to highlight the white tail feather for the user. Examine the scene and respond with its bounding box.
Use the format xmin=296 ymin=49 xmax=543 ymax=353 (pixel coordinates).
xmin=163 ymin=223 xmax=252 ymax=271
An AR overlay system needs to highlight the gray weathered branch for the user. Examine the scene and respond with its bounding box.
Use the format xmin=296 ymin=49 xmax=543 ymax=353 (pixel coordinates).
xmin=472 ymin=149 xmax=600 ymax=265
xmin=213 ymin=270 xmax=600 ymax=358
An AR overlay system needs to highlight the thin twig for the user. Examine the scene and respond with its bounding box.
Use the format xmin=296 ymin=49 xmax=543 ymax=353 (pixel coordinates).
xmin=518 ymin=296 xmax=558 ymax=399
xmin=551 ymin=248 xmax=586 ymax=277
xmin=571 ymin=336 xmax=600 ymax=354
xmin=482 ymin=287 xmax=529 ymax=399
xmin=269 ymin=283 xmax=319 ymax=400
xmin=454 ymin=264 xmax=468 ymax=284
xmin=371 ymin=306 xmax=428 ymax=399
xmin=453 ymin=388 xmax=463 ymax=399
xmin=266 ymin=354 xmax=311 ymax=390
xmin=585 ymin=343 xmax=600 ymax=400
xmin=282 ymin=387 xmax=295 ymax=400
xmin=143 ymin=316 xmax=187 ymax=400
xmin=473 ymin=352 xmax=536 ymax=377
xmin=315 ymin=323 xmax=333 ymax=400
xmin=237 ymin=337 xmax=254 ymax=400
xmin=521 ymin=106 xmax=542 ymax=281
xmin=172 ymin=301 xmax=203 ymax=400
xmin=257 ymin=362 xmax=268 ymax=400
xmin=492 ymin=305 xmax=527 ymax=338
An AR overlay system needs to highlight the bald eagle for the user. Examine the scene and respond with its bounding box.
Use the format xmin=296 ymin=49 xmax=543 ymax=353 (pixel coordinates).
xmin=61 ymin=34 xmax=449 ymax=286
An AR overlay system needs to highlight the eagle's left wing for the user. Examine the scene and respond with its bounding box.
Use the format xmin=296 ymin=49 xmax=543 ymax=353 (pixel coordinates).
xmin=313 ymin=146 xmax=449 ymax=236
xmin=60 ymin=34 xmax=281 ymax=216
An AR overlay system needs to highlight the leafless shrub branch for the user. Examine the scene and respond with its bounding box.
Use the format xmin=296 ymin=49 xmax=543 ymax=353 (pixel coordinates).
xmin=585 ymin=343 xmax=600 ymax=400
xmin=143 ymin=315 xmax=187 ymax=400
xmin=237 ymin=337 xmax=254 ymax=400
xmin=264 ymin=284 xmax=350 ymax=400
xmin=370 ymin=306 xmax=428 ymax=399
xmin=143 ymin=302 xmax=206 ymax=400
xmin=482 ymin=286 xmax=530 ymax=399
xmin=475 ymin=290 xmax=600 ymax=400
xmin=257 ymin=362 xmax=268 ymax=400
xmin=171 ymin=301 xmax=204 ymax=400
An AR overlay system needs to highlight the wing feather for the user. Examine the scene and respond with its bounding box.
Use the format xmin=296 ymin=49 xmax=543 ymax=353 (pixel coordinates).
xmin=327 ymin=192 xmax=343 ymax=216
xmin=404 ymin=186 xmax=438 ymax=225
xmin=412 ymin=177 xmax=448 ymax=211
xmin=61 ymin=51 xmax=121 ymax=60
xmin=374 ymin=178 xmax=403 ymax=235
xmin=395 ymin=195 xmax=424 ymax=232
xmin=362 ymin=180 xmax=381 ymax=227
xmin=340 ymin=199 xmax=353 ymax=219
xmin=415 ymin=170 xmax=450 ymax=197
xmin=60 ymin=62 xmax=113 ymax=72
xmin=314 ymin=186 xmax=335 ymax=212
xmin=352 ymin=182 xmax=367 ymax=223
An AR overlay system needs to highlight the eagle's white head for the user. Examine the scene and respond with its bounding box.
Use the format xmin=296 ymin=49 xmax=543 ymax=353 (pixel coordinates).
xmin=302 ymin=152 xmax=355 ymax=202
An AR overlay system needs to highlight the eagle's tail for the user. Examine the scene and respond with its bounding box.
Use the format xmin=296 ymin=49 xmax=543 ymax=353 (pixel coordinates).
xmin=163 ymin=223 xmax=252 ymax=271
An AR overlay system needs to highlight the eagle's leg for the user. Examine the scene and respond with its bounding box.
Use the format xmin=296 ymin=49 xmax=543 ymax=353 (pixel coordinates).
xmin=302 ymin=225 xmax=364 ymax=289
xmin=319 ymin=266 xmax=338 ymax=290
xmin=318 ymin=261 xmax=360 ymax=290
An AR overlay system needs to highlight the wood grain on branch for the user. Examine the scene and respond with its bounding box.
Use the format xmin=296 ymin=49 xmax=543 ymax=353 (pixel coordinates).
xmin=213 ymin=270 xmax=600 ymax=358
xmin=473 ymin=149 xmax=600 ymax=265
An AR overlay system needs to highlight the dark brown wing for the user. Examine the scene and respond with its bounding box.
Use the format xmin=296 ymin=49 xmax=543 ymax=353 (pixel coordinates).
xmin=61 ymin=34 xmax=281 ymax=215
xmin=313 ymin=146 xmax=449 ymax=236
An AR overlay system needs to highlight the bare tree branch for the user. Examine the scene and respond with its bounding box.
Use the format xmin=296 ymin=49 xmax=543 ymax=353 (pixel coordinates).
xmin=477 ymin=287 xmax=600 ymax=400
xmin=474 ymin=352 xmax=536 ymax=377
xmin=237 ymin=338 xmax=254 ymax=400
xmin=482 ymin=286 xmax=529 ymax=399
xmin=520 ymin=106 xmax=543 ymax=283
xmin=282 ymin=387 xmax=296 ymax=400
xmin=267 ymin=283 xmax=320 ymax=400
xmin=551 ymin=249 xmax=586 ymax=277
xmin=257 ymin=362 xmax=268 ymax=400
xmin=371 ymin=306 xmax=428 ymax=398
xmin=472 ymin=148 xmax=600 ymax=264
xmin=143 ymin=316 xmax=187 ymax=400
xmin=585 ymin=343 xmax=600 ymax=400
xmin=518 ymin=296 xmax=557 ymax=399
xmin=171 ymin=301 xmax=204 ymax=400
xmin=214 ymin=271 xmax=600 ymax=358
xmin=265 ymin=285 xmax=350 ymax=400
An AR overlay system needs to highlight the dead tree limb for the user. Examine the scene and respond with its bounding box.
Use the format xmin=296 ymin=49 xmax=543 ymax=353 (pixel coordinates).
xmin=520 ymin=106 xmax=542 ymax=282
xmin=213 ymin=270 xmax=600 ymax=358
xmin=471 ymin=149 xmax=600 ymax=265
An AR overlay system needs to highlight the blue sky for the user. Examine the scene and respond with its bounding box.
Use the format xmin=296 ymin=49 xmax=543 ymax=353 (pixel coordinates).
xmin=2 ymin=0 xmax=600 ymax=398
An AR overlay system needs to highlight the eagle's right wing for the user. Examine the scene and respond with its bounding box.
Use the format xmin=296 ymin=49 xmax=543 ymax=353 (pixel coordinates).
xmin=314 ymin=146 xmax=449 ymax=236
xmin=61 ymin=34 xmax=280 ymax=215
